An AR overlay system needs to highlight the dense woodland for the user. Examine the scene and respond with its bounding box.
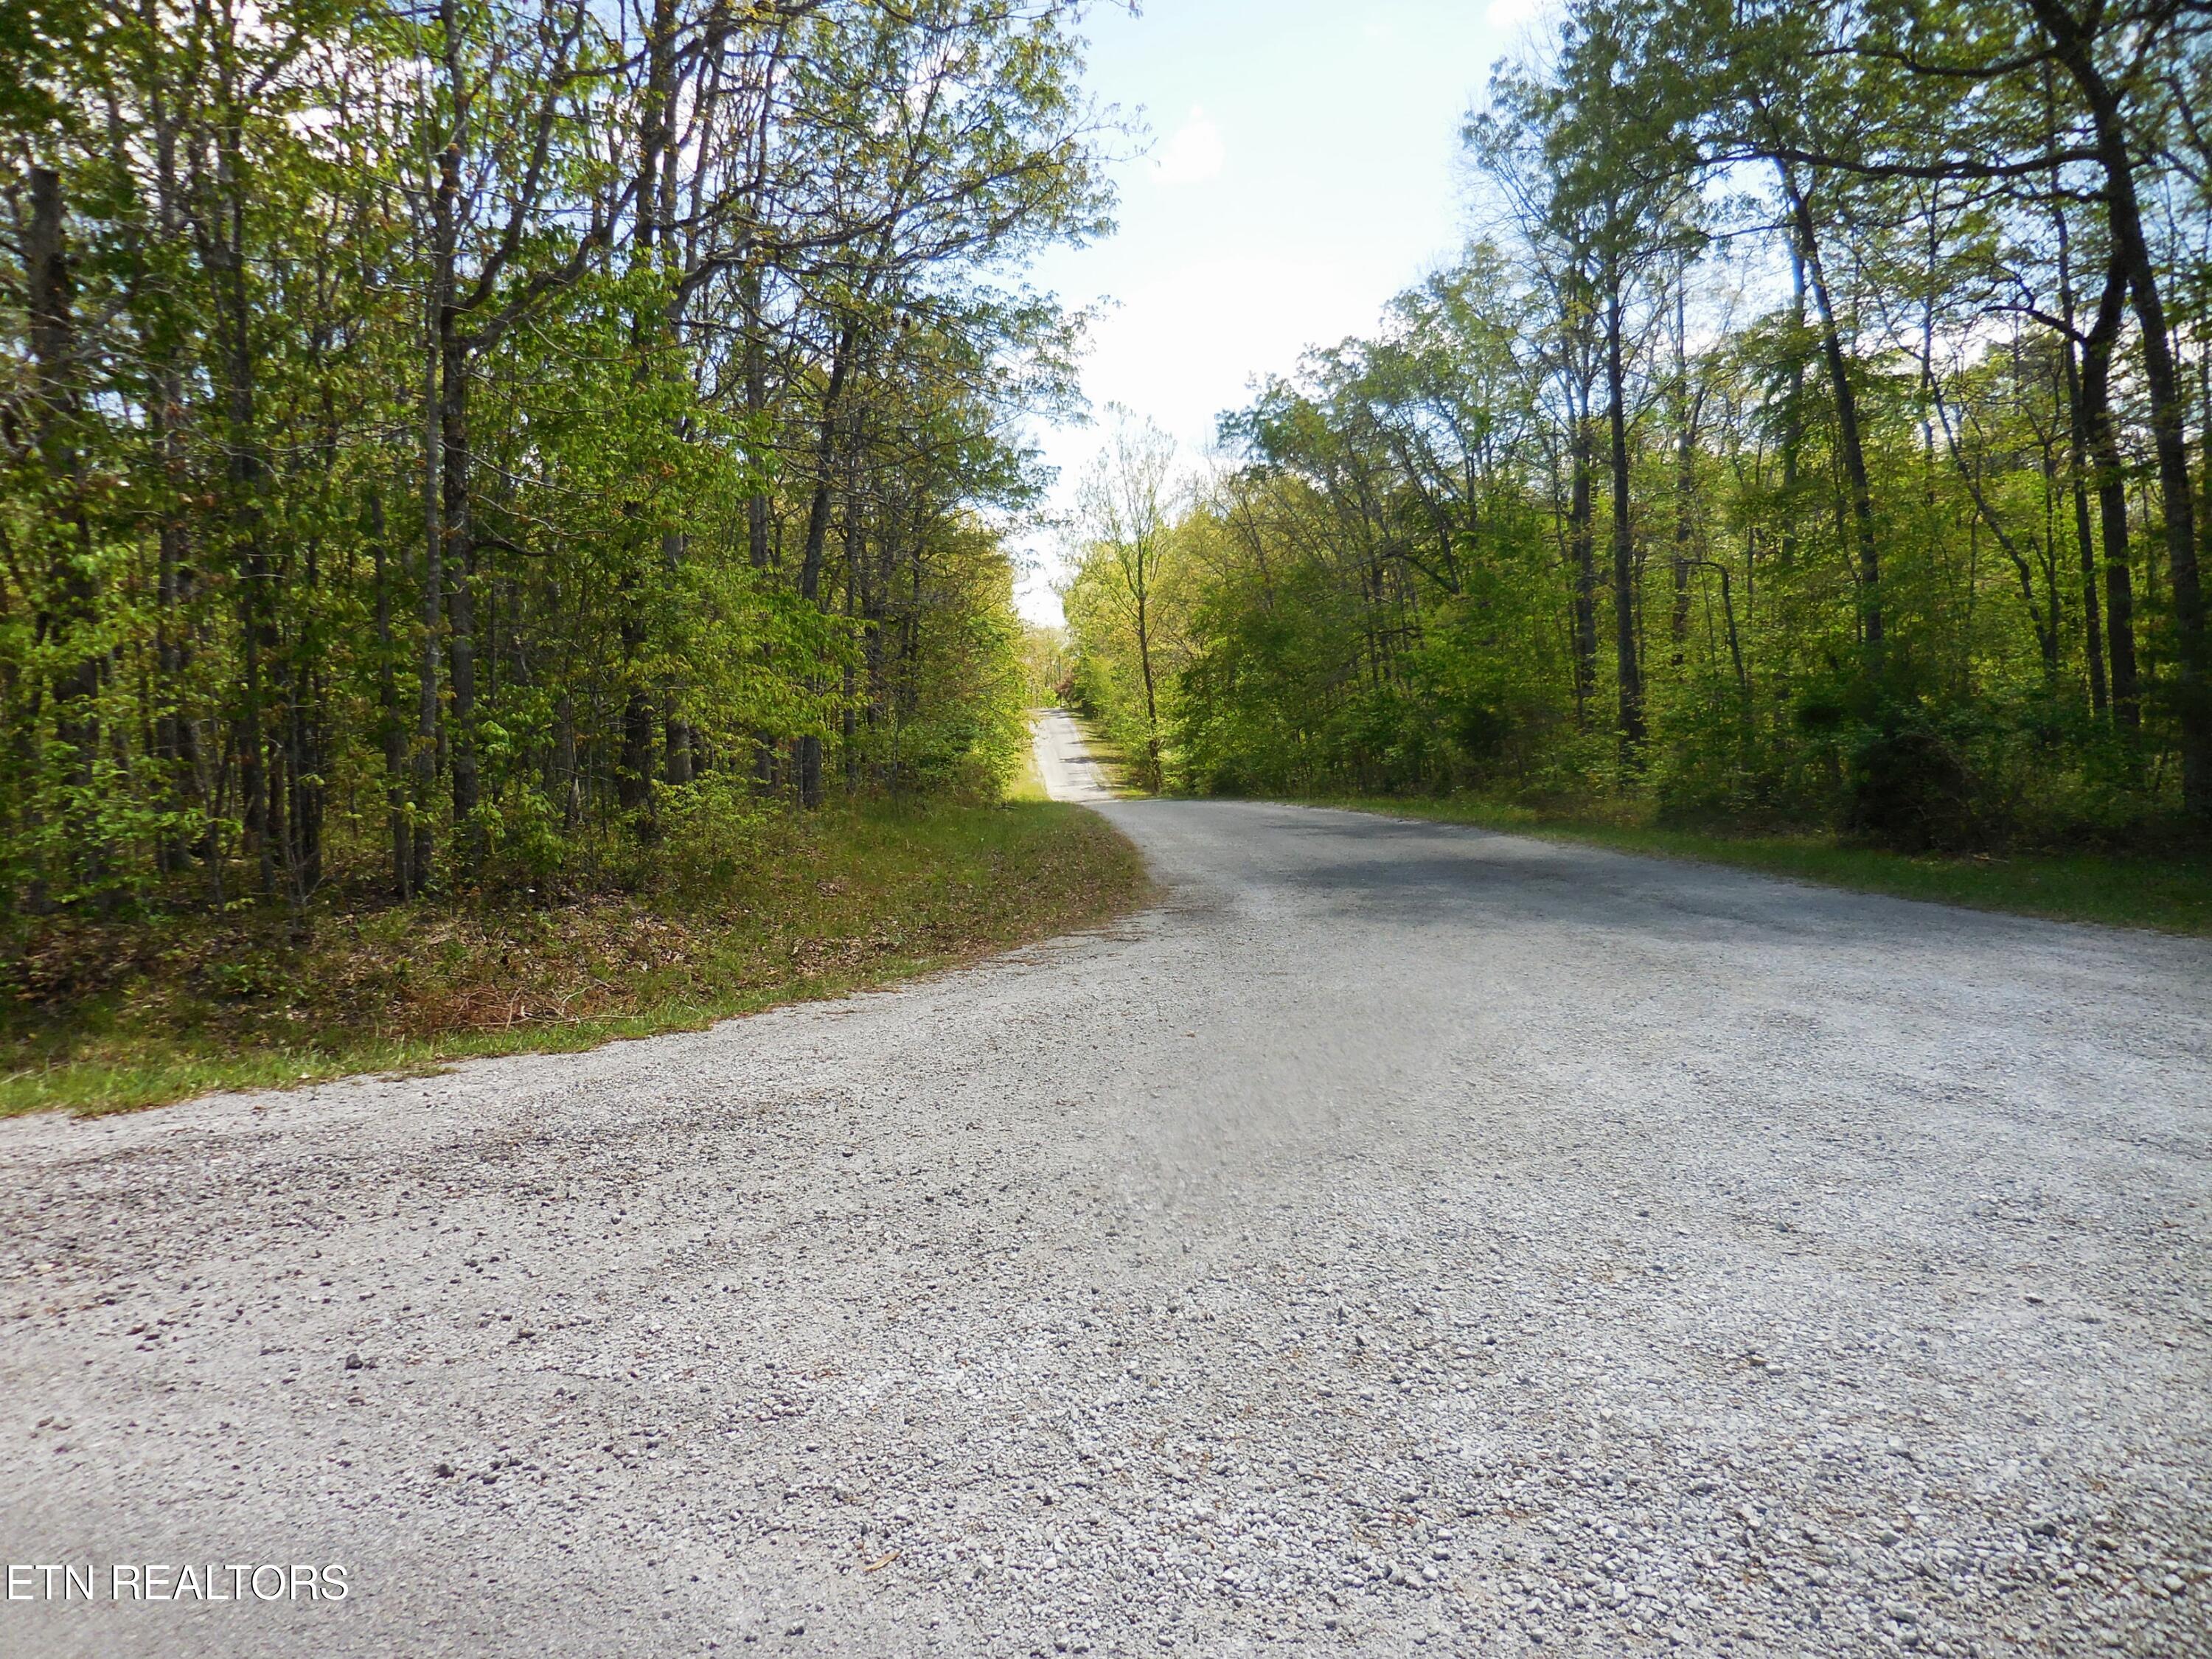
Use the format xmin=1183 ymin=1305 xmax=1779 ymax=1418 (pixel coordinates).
xmin=1066 ymin=0 xmax=2212 ymax=851
xmin=0 ymin=0 xmax=1109 ymax=924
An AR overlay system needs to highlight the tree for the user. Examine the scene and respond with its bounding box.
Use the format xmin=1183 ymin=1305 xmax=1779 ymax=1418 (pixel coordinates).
xmin=1102 ymin=0 xmax=2211 ymax=847
xmin=0 ymin=0 xmax=1114 ymax=923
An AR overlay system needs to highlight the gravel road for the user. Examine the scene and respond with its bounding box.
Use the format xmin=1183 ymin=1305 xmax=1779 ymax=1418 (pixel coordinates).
xmin=1032 ymin=706 xmax=1119 ymax=803
xmin=4 ymin=715 xmax=2208 ymax=1659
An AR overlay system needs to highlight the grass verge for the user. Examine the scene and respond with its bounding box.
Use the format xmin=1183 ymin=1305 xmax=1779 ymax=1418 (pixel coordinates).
xmin=1299 ymin=794 xmax=2211 ymax=936
xmin=1006 ymin=717 xmax=1052 ymax=802
xmin=2 ymin=799 xmax=1150 ymax=1119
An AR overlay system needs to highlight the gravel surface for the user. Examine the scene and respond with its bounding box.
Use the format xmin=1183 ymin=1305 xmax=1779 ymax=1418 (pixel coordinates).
xmin=3 ymin=720 xmax=2209 ymax=1658
xmin=1032 ymin=708 xmax=1119 ymax=802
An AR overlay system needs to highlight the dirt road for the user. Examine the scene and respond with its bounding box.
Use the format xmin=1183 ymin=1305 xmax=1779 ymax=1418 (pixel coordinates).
xmin=2 ymin=720 xmax=2206 ymax=1656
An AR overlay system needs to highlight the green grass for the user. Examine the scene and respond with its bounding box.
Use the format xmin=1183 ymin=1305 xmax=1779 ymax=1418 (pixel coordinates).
xmin=1298 ymin=794 xmax=2212 ymax=936
xmin=2 ymin=799 xmax=1150 ymax=1119
xmin=1007 ymin=715 xmax=1053 ymax=802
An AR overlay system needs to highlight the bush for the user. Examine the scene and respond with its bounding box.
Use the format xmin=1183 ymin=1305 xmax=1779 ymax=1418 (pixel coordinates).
xmin=653 ymin=773 xmax=773 ymax=896
xmin=1846 ymin=709 xmax=1982 ymax=852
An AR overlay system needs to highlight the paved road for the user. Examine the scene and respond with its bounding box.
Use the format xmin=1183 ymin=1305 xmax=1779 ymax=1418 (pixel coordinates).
xmin=3 ymin=724 xmax=2208 ymax=1658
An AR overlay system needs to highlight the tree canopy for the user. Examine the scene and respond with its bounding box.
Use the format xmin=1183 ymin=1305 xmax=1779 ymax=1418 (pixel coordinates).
xmin=1 ymin=0 xmax=1113 ymax=919
xmin=1065 ymin=0 xmax=2212 ymax=851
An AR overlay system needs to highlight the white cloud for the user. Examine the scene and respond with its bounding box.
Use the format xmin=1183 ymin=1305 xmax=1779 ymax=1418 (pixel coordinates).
xmin=1484 ymin=0 xmax=1556 ymax=35
xmin=1082 ymin=255 xmax=1374 ymax=426
xmin=1153 ymin=107 xmax=1225 ymax=185
xmin=1012 ymin=254 xmax=1394 ymax=624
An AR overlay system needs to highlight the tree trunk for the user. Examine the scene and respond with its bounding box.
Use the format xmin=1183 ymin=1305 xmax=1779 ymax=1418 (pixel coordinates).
xmin=1778 ymin=238 xmax=1806 ymax=570
xmin=1604 ymin=267 xmax=1644 ymax=748
xmin=372 ymin=493 xmax=414 ymax=897
xmin=554 ymin=697 xmax=581 ymax=832
xmin=1670 ymin=280 xmax=1694 ymax=667
xmin=26 ymin=166 xmax=107 ymax=905
xmin=795 ymin=320 xmax=860 ymax=808
xmin=2079 ymin=254 xmax=2139 ymax=735
xmin=1568 ymin=380 xmax=1599 ymax=723
xmin=2062 ymin=332 xmax=2109 ymax=717
xmin=1782 ymin=170 xmax=1880 ymax=655
xmin=2035 ymin=0 xmax=2205 ymax=810
xmin=743 ymin=267 xmax=772 ymax=573
xmin=415 ymin=229 xmax=445 ymax=889
xmin=619 ymin=602 xmax=656 ymax=812
xmin=1136 ymin=579 xmax=1161 ymax=792
xmin=2048 ymin=100 xmax=2107 ymax=719
xmin=195 ymin=122 xmax=274 ymax=899
xmin=437 ymin=225 xmax=481 ymax=853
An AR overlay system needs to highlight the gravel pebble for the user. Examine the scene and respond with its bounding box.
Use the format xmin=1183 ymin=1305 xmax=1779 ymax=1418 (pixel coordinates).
xmin=0 ymin=793 xmax=2207 ymax=1658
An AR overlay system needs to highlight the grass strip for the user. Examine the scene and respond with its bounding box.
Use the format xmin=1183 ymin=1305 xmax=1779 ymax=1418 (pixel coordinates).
xmin=2 ymin=799 xmax=1150 ymax=1119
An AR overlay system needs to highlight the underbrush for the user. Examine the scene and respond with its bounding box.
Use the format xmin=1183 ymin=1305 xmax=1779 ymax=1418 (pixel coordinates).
xmin=1 ymin=798 xmax=1149 ymax=1117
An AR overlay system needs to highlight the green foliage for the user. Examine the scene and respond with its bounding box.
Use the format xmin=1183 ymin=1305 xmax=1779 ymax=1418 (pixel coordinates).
xmin=863 ymin=525 xmax=1034 ymax=801
xmin=1074 ymin=0 xmax=2212 ymax=856
xmin=1018 ymin=623 xmax=1072 ymax=706
xmin=0 ymin=0 xmax=1113 ymax=925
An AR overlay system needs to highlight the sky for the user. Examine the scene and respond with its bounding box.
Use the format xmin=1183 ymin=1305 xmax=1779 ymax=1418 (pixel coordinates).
xmin=1009 ymin=0 xmax=1551 ymax=625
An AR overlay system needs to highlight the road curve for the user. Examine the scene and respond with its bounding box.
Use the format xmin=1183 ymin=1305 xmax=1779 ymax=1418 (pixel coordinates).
xmin=2 ymin=731 xmax=2208 ymax=1658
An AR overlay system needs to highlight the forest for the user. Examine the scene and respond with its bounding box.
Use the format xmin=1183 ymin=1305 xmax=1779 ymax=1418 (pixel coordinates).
xmin=0 ymin=0 xmax=1110 ymax=925
xmin=1064 ymin=0 xmax=2212 ymax=855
